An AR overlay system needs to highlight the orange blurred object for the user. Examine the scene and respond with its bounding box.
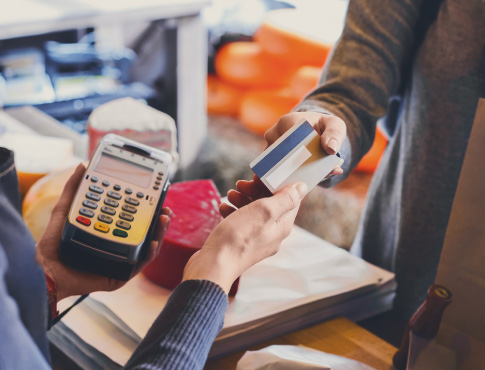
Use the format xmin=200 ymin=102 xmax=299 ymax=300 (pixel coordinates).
xmin=290 ymin=65 xmax=322 ymax=100
xmin=206 ymin=75 xmax=242 ymax=116
xmin=354 ymin=127 xmax=388 ymax=173
xmin=18 ymin=172 xmax=46 ymax=197
xmin=239 ymin=88 xmax=299 ymax=136
xmin=214 ymin=41 xmax=297 ymax=89
xmin=254 ymin=10 xmax=333 ymax=67
xmin=22 ymin=166 xmax=78 ymax=241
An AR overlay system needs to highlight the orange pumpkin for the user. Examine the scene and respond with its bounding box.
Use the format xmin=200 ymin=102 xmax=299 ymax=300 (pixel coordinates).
xmin=354 ymin=127 xmax=388 ymax=173
xmin=206 ymin=75 xmax=243 ymax=116
xmin=214 ymin=41 xmax=297 ymax=89
xmin=290 ymin=65 xmax=322 ymax=101
xmin=239 ymin=88 xmax=299 ymax=136
xmin=254 ymin=9 xmax=335 ymax=67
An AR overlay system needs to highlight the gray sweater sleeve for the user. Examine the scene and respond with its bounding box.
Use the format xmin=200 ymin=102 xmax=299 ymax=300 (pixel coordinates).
xmin=295 ymin=0 xmax=423 ymax=186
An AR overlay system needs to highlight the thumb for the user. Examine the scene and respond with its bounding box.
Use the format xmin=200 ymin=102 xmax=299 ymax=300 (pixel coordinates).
xmin=155 ymin=208 xmax=172 ymax=244
xmin=317 ymin=115 xmax=346 ymax=155
xmin=259 ymin=182 xmax=307 ymax=220
xmin=51 ymin=164 xmax=86 ymax=218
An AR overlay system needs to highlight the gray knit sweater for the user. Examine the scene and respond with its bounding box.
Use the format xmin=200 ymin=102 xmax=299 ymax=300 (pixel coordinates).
xmin=297 ymin=0 xmax=483 ymax=318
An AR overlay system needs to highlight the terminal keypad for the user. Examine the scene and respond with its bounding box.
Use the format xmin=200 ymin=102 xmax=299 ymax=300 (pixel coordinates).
xmin=77 ymin=176 xmax=148 ymax=239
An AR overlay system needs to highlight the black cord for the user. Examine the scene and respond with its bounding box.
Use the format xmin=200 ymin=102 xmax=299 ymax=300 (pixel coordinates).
xmin=52 ymin=294 xmax=89 ymax=325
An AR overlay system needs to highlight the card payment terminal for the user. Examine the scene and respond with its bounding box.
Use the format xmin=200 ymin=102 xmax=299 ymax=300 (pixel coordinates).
xmin=59 ymin=134 xmax=171 ymax=280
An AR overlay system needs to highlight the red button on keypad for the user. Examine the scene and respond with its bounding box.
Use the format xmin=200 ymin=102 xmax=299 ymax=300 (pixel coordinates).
xmin=76 ymin=215 xmax=91 ymax=226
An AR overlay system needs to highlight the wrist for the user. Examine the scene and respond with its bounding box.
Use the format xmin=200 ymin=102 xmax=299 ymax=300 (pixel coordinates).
xmin=182 ymin=248 xmax=238 ymax=295
xmin=42 ymin=263 xmax=68 ymax=302
xmin=45 ymin=273 xmax=59 ymax=320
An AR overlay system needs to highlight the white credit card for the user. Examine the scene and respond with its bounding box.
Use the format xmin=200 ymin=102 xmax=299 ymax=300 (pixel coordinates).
xmin=250 ymin=120 xmax=344 ymax=194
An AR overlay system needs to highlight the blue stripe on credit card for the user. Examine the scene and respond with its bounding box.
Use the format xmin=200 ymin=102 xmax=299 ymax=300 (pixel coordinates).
xmin=252 ymin=121 xmax=315 ymax=178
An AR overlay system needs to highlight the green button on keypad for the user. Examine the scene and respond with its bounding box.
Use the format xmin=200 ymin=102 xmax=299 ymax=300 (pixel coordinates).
xmin=113 ymin=228 xmax=128 ymax=238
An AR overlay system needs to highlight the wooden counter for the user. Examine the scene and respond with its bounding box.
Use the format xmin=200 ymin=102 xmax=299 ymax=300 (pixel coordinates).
xmin=205 ymin=317 xmax=397 ymax=370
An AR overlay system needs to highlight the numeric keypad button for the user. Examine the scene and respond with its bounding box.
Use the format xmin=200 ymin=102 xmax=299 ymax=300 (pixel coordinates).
xmin=86 ymin=192 xmax=101 ymax=201
xmin=107 ymin=191 xmax=122 ymax=200
xmin=83 ymin=200 xmax=98 ymax=209
xmin=79 ymin=208 xmax=95 ymax=218
xmin=116 ymin=220 xmax=131 ymax=230
xmin=125 ymin=197 xmax=140 ymax=206
xmin=101 ymin=206 xmax=116 ymax=216
xmin=119 ymin=212 xmax=134 ymax=222
xmin=104 ymin=198 xmax=119 ymax=208
xmin=98 ymin=214 xmax=113 ymax=224
xmin=89 ymin=185 xmax=104 ymax=194
xmin=122 ymin=204 xmax=137 ymax=214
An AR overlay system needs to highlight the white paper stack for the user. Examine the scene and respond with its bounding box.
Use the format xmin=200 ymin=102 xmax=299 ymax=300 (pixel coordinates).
xmin=0 ymin=111 xmax=76 ymax=176
xmin=49 ymin=226 xmax=395 ymax=369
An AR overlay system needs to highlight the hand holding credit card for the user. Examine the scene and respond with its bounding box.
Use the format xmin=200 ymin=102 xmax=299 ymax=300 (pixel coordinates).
xmin=250 ymin=120 xmax=344 ymax=195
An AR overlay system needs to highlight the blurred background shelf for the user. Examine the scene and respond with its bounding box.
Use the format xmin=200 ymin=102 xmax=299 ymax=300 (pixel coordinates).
xmin=0 ymin=0 xmax=210 ymax=169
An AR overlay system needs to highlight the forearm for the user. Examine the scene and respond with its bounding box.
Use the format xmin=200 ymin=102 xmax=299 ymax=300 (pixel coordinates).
xmin=296 ymin=0 xmax=422 ymax=184
xmin=124 ymin=280 xmax=228 ymax=370
xmin=123 ymin=184 xmax=303 ymax=369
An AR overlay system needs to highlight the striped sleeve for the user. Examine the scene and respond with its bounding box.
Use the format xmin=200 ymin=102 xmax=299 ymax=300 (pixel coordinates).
xmin=124 ymin=279 xmax=228 ymax=370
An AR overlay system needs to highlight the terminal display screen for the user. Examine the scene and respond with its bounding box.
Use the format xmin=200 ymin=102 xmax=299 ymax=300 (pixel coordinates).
xmin=95 ymin=152 xmax=153 ymax=188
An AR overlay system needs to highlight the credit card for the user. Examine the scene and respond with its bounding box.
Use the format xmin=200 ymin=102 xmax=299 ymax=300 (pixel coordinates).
xmin=250 ymin=120 xmax=344 ymax=194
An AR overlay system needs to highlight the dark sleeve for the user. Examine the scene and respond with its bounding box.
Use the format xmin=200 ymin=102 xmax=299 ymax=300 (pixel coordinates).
xmin=295 ymin=0 xmax=423 ymax=186
xmin=0 ymin=147 xmax=51 ymax=366
xmin=0 ymin=243 xmax=51 ymax=370
xmin=124 ymin=279 xmax=228 ymax=370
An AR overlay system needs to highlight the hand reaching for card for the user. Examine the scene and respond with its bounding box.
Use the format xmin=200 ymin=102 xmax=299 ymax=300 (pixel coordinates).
xmin=223 ymin=112 xmax=346 ymax=211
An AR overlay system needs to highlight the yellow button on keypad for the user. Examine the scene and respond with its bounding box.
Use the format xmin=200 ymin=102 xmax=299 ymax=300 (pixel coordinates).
xmin=94 ymin=222 xmax=110 ymax=233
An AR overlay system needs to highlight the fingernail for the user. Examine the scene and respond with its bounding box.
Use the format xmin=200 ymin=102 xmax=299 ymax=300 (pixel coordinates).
xmin=295 ymin=183 xmax=308 ymax=198
xmin=162 ymin=215 xmax=170 ymax=231
xmin=327 ymin=138 xmax=338 ymax=154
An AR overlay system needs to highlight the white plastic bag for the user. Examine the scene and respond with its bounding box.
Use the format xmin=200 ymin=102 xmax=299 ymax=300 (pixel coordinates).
xmin=236 ymin=345 xmax=377 ymax=370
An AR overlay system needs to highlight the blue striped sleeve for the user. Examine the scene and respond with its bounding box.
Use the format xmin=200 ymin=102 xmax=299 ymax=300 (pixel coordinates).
xmin=124 ymin=279 xmax=228 ymax=370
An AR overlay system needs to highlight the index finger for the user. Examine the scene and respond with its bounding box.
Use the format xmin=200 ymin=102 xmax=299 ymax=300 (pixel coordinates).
xmin=236 ymin=175 xmax=272 ymax=200
xmin=264 ymin=114 xmax=299 ymax=147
